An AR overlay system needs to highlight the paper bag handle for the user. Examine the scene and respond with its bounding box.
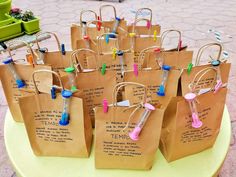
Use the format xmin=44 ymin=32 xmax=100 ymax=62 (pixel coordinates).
xmin=112 ymin=82 xmax=147 ymax=106
xmin=97 ymin=33 xmax=119 ymax=55
xmin=137 ymin=45 xmax=159 ymax=69
xmin=35 ymin=32 xmax=61 ymax=51
xmin=132 ymin=18 xmax=152 ymax=34
xmin=7 ymin=40 xmax=38 ymax=64
xmin=160 ymin=29 xmax=182 ymax=52
xmin=85 ymin=20 xmax=107 ymax=42
xmin=134 ymin=8 xmax=152 ymax=23
xmin=188 ymin=67 xmax=217 ymax=93
xmin=99 ymin=4 xmax=117 ymax=21
xmin=32 ymin=69 xmax=64 ymax=94
xmin=194 ymin=43 xmax=222 ymax=66
xmin=70 ymin=48 xmax=98 ymax=71
xmin=80 ymin=10 xmax=98 ymax=26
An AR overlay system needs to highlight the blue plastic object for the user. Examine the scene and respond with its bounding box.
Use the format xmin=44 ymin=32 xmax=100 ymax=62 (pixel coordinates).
xmin=59 ymin=90 xmax=72 ymax=126
xmin=157 ymin=85 xmax=165 ymax=96
xmin=162 ymin=65 xmax=171 ymax=71
xmin=61 ymin=90 xmax=72 ymax=98
xmin=51 ymin=87 xmax=56 ymax=99
xmin=61 ymin=44 xmax=66 ymax=55
xmin=105 ymin=35 xmax=109 ymax=43
xmin=108 ymin=33 xmax=117 ymax=38
xmin=59 ymin=112 xmax=69 ymax=126
xmin=115 ymin=17 xmax=121 ymax=21
xmin=211 ymin=60 xmax=221 ymax=67
xmin=16 ymin=79 xmax=25 ymax=88
xmin=2 ymin=57 xmax=13 ymax=64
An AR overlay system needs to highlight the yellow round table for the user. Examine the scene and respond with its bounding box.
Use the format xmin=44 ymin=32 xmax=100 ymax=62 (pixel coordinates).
xmin=4 ymin=107 xmax=231 ymax=177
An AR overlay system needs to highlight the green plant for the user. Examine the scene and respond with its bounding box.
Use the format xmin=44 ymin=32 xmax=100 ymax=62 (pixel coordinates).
xmin=9 ymin=9 xmax=36 ymax=22
xmin=21 ymin=10 xmax=36 ymax=22
xmin=9 ymin=7 xmax=22 ymax=19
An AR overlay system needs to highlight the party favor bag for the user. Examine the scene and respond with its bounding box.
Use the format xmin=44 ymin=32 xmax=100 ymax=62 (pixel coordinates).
xmin=123 ymin=52 xmax=180 ymax=107
xmin=127 ymin=8 xmax=161 ymax=36
xmin=0 ymin=41 xmax=52 ymax=122
xmin=140 ymin=30 xmax=193 ymax=70
xmin=19 ymin=70 xmax=92 ymax=157
xmin=94 ymin=82 xmax=164 ymax=170
xmin=61 ymin=49 xmax=117 ymax=127
xmin=97 ymin=35 xmax=135 ymax=83
xmin=181 ymin=43 xmax=231 ymax=96
xmin=34 ymin=32 xmax=72 ymax=70
xmin=160 ymin=67 xmax=228 ymax=162
xmin=120 ymin=33 xmax=160 ymax=64
xmin=98 ymin=51 xmax=134 ymax=83
xmin=99 ymin=5 xmax=127 ymax=36
xmin=71 ymin=10 xmax=105 ymax=50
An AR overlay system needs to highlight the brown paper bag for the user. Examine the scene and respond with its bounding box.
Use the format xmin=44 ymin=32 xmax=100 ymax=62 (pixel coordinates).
xmin=127 ymin=8 xmax=161 ymax=36
xmin=123 ymin=53 xmax=180 ymax=108
xmin=19 ymin=70 xmax=92 ymax=157
xmin=99 ymin=5 xmax=128 ymax=36
xmin=0 ymin=43 xmax=52 ymax=122
xmin=97 ymin=50 xmax=134 ymax=83
xmin=127 ymin=20 xmax=161 ymax=36
xmin=61 ymin=50 xmax=117 ymax=127
xmin=94 ymin=82 xmax=164 ymax=170
xmin=120 ymin=37 xmax=160 ymax=64
xmin=160 ymin=67 xmax=228 ymax=162
xmin=141 ymin=49 xmax=193 ymax=70
xmin=71 ymin=10 xmax=105 ymax=50
xmin=181 ymin=43 xmax=231 ymax=96
xmin=76 ymin=33 xmax=120 ymax=54
xmin=139 ymin=29 xmax=192 ymax=69
xmin=34 ymin=32 xmax=72 ymax=70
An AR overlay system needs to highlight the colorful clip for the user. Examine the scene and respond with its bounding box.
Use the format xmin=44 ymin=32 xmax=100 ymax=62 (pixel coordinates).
xmin=59 ymin=90 xmax=72 ymax=126
xmin=157 ymin=65 xmax=171 ymax=96
xmin=61 ymin=44 xmax=66 ymax=55
xmin=153 ymin=30 xmax=157 ymax=42
xmin=154 ymin=48 xmax=161 ymax=53
xmin=146 ymin=20 xmax=151 ymax=29
xmin=133 ymin=63 xmax=138 ymax=76
xmin=112 ymin=48 xmax=117 ymax=60
xmin=101 ymin=63 xmax=106 ymax=75
xmin=178 ymin=40 xmax=182 ymax=49
xmin=51 ymin=86 xmax=56 ymax=99
xmin=27 ymin=54 xmax=34 ymax=65
xmin=97 ymin=16 xmax=102 ymax=31
xmin=187 ymin=63 xmax=193 ymax=75
xmin=3 ymin=57 xmax=25 ymax=88
xmin=129 ymin=103 xmax=155 ymax=141
xmin=184 ymin=93 xmax=202 ymax=128
xmin=103 ymin=99 xmax=108 ymax=113
xmin=105 ymin=34 xmax=109 ymax=44
xmin=129 ymin=33 xmax=136 ymax=38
